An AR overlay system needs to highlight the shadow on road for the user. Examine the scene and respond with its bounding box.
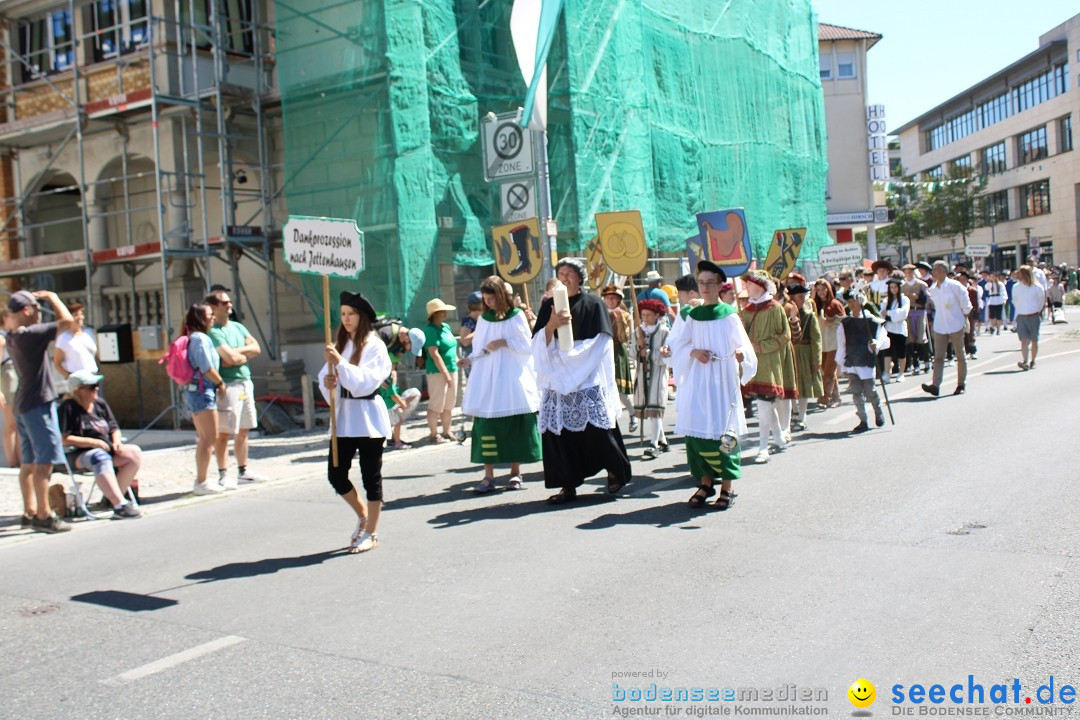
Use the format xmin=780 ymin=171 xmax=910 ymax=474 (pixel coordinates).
xmin=184 ymin=549 xmax=349 ymax=583
xmin=576 ymin=500 xmax=709 ymax=530
xmin=427 ymin=486 xmax=618 ymax=528
xmin=71 ymin=590 xmax=179 ymax=612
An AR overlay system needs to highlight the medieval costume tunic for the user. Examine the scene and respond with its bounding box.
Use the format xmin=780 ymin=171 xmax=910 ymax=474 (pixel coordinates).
xmin=462 ymin=307 xmax=542 ymax=465
xmin=532 ymin=291 xmax=631 ymax=493
xmin=632 ymin=301 xmax=671 ymax=454
xmin=609 ymin=304 xmax=634 ymax=400
xmin=672 ymin=303 xmax=757 ymax=482
xmin=901 ymin=275 xmax=930 ymax=374
xmin=792 ymin=300 xmax=824 ymax=409
xmin=740 ymin=283 xmax=797 ymax=459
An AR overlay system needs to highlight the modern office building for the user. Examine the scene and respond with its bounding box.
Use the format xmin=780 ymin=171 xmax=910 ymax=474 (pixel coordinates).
xmin=894 ymin=12 xmax=1078 ymax=268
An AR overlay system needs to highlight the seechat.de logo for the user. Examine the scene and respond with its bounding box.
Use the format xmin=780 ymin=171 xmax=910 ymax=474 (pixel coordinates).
xmin=849 ymin=679 xmax=877 ymax=709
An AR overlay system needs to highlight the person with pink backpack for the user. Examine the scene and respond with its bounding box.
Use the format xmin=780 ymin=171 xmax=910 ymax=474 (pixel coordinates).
xmin=173 ymin=303 xmax=228 ymax=495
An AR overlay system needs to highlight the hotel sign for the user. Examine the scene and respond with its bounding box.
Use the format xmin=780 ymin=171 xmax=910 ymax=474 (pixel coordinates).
xmin=868 ymin=105 xmax=889 ymax=181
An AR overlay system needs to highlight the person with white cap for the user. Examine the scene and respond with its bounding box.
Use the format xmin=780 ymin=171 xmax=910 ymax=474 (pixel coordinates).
xmin=835 ymin=289 xmax=890 ymax=433
xmin=423 ymin=297 xmax=459 ymax=443
xmin=6 ymin=289 xmax=74 ymax=532
xmin=636 ymin=269 xmax=671 ymax=309
xmin=57 ymin=370 xmax=143 ymax=518
xmin=379 ymin=326 xmax=424 ymax=450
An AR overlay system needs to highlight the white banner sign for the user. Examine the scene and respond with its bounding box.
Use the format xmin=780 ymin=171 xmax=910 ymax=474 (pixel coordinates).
xmin=964 ymin=244 xmax=991 ymax=257
xmin=283 ymin=216 xmax=364 ymax=278
xmin=500 ymin=178 xmax=536 ymax=222
xmin=817 ymin=243 xmax=865 ymax=268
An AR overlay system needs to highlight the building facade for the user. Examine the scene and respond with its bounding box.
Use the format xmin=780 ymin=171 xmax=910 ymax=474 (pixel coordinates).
xmin=818 ymin=22 xmax=888 ymax=255
xmin=894 ymin=13 xmax=1078 ymax=269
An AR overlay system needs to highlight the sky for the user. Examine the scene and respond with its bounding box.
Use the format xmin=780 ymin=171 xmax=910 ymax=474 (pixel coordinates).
xmin=811 ymin=0 xmax=1078 ymax=133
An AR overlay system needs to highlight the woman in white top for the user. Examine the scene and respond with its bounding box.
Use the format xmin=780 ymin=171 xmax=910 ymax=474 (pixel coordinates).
xmin=460 ymin=276 xmax=541 ymax=493
xmin=319 ymin=291 xmax=391 ymax=553
xmin=984 ymin=272 xmax=1007 ymax=335
xmin=1012 ymin=266 xmax=1047 ymax=371
xmin=53 ymin=301 xmax=98 ymax=380
xmin=881 ymin=276 xmax=910 ymax=383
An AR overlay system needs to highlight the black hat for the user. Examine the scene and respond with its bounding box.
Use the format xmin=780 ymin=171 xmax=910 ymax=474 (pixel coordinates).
xmin=885 ymin=276 xmax=903 ymax=285
xmin=915 ymin=261 xmax=932 ymax=272
xmin=696 ymin=260 xmax=727 ymax=281
xmin=787 ymin=283 xmax=811 ymax=295
xmin=339 ymin=291 xmax=376 ymax=322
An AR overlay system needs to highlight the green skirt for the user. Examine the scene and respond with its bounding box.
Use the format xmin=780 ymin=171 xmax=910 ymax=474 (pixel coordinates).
xmin=686 ymin=436 xmax=741 ymax=481
xmin=471 ymin=413 xmax=543 ymax=464
xmin=613 ymin=342 xmax=632 ymax=395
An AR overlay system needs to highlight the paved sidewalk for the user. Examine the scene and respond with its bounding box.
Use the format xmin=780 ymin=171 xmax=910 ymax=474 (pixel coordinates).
xmin=0 ymin=406 xmax=469 ymax=539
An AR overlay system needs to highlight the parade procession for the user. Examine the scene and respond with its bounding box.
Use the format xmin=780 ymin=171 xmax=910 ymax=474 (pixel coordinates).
xmin=1 ymin=0 xmax=1079 ymax=718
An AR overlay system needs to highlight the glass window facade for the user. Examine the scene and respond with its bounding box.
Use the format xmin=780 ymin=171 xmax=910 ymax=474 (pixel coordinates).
xmin=1020 ymin=179 xmax=1050 ymax=218
xmin=93 ymin=0 xmax=149 ymax=61
xmin=924 ymin=63 xmax=1068 ymax=152
xmin=925 ymin=166 xmax=943 ymax=180
xmin=819 ymin=53 xmax=831 ymax=80
xmin=1061 ymin=115 xmax=1073 ymax=152
xmin=981 ymin=190 xmax=1008 ymax=224
xmin=1017 ymin=126 xmax=1048 ymax=166
xmin=951 ymin=155 xmax=972 ymax=176
xmin=17 ymin=11 xmax=73 ymax=82
xmin=837 ymin=53 xmax=855 ymax=78
xmin=982 ymin=141 xmax=1006 ymax=174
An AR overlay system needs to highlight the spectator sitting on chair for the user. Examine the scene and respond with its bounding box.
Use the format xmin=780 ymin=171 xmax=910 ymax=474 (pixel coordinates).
xmin=57 ymin=369 xmax=142 ymax=518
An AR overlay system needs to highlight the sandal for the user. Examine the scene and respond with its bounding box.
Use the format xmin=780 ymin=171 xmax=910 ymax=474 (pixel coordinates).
xmin=474 ymin=477 xmax=496 ymax=494
xmin=1017 ymin=361 xmax=1029 ymax=371
xmin=429 ymin=434 xmax=446 ymax=444
xmin=714 ymin=489 xmax=737 ymax=510
xmin=606 ymin=473 xmax=626 ymax=495
xmin=546 ymin=488 xmax=577 ymax=505
xmin=688 ymin=484 xmax=716 ymax=508
xmin=506 ymin=476 xmax=523 ymax=490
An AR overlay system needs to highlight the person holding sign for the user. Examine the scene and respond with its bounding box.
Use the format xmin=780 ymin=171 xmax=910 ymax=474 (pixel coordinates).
xmin=531 ymin=258 xmax=631 ymax=505
xmin=460 ymin=276 xmax=542 ymax=493
xmin=423 ymin=298 xmax=460 ymax=443
xmin=672 ymin=261 xmax=757 ymax=510
xmin=318 ymin=292 xmax=391 ymax=554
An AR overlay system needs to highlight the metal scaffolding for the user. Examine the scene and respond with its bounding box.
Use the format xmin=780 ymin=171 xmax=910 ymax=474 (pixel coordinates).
xmin=0 ymin=0 xmax=285 ymax=427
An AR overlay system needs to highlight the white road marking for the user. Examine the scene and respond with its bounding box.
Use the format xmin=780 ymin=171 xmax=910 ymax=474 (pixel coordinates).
xmin=101 ymin=635 xmax=247 ymax=686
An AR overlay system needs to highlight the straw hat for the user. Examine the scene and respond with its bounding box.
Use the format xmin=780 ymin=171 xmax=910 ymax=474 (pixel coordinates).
xmin=425 ymin=298 xmax=455 ymax=318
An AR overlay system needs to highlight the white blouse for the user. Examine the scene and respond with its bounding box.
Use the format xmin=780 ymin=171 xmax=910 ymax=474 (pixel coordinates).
xmin=462 ymin=310 xmax=539 ymax=418
xmin=318 ymin=333 xmax=392 ymax=439
xmin=882 ymin=294 xmax=910 ymax=336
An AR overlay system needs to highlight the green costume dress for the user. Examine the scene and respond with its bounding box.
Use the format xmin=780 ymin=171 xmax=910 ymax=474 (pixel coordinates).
xmin=792 ymin=302 xmax=824 ymax=400
xmin=739 ymin=299 xmax=797 ymax=399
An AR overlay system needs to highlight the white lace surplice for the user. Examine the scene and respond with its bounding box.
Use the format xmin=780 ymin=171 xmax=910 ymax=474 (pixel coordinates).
xmin=671 ymin=313 xmax=757 ymax=440
xmin=532 ymin=331 xmax=619 ymax=435
xmin=461 ymin=311 xmax=539 ymax=418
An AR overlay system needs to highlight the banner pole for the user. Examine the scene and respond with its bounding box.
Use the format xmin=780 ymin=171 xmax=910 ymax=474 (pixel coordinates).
xmin=324 ymin=276 xmax=338 ymax=467
xmin=628 ymin=277 xmax=645 ymax=442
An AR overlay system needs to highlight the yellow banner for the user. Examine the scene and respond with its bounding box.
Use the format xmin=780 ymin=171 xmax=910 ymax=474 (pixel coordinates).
xmin=596 ymin=210 xmax=648 ymax=277
xmin=492 ymin=218 xmax=543 ymax=284
xmin=762 ymin=227 xmax=807 ymax=281
xmin=585 ymin=235 xmax=608 ymax=290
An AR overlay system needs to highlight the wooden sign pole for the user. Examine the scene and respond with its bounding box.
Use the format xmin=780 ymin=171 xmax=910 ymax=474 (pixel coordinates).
xmin=323 ymin=276 xmax=338 ymax=468
xmin=520 ymin=283 xmax=531 ymax=310
xmin=627 ymin=277 xmax=645 ymax=441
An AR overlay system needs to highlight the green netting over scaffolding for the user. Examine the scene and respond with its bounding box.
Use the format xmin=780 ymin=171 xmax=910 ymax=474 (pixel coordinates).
xmin=275 ymin=0 xmax=828 ymax=324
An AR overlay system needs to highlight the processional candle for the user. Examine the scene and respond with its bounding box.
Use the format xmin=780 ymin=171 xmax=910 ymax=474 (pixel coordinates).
xmin=552 ymin=281 xmax=574 ymax=352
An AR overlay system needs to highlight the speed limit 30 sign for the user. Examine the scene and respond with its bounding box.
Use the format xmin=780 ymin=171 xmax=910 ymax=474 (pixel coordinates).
xmin=482 ymin=111 xmax=535 ymax=181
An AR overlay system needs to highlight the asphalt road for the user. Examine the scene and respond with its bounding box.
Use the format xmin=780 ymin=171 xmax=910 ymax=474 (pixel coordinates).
xmin=3 ymin=318 xmax=1080 ymax=720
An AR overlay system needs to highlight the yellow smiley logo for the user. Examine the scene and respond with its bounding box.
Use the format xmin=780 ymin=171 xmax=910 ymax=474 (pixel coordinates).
xmin=848 ymin=678 xmax=876 ymax=708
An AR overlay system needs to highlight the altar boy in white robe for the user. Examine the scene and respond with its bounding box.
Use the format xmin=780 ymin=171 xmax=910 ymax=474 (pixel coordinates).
xmin=672 ymin=261 xmax=757 ymax=511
